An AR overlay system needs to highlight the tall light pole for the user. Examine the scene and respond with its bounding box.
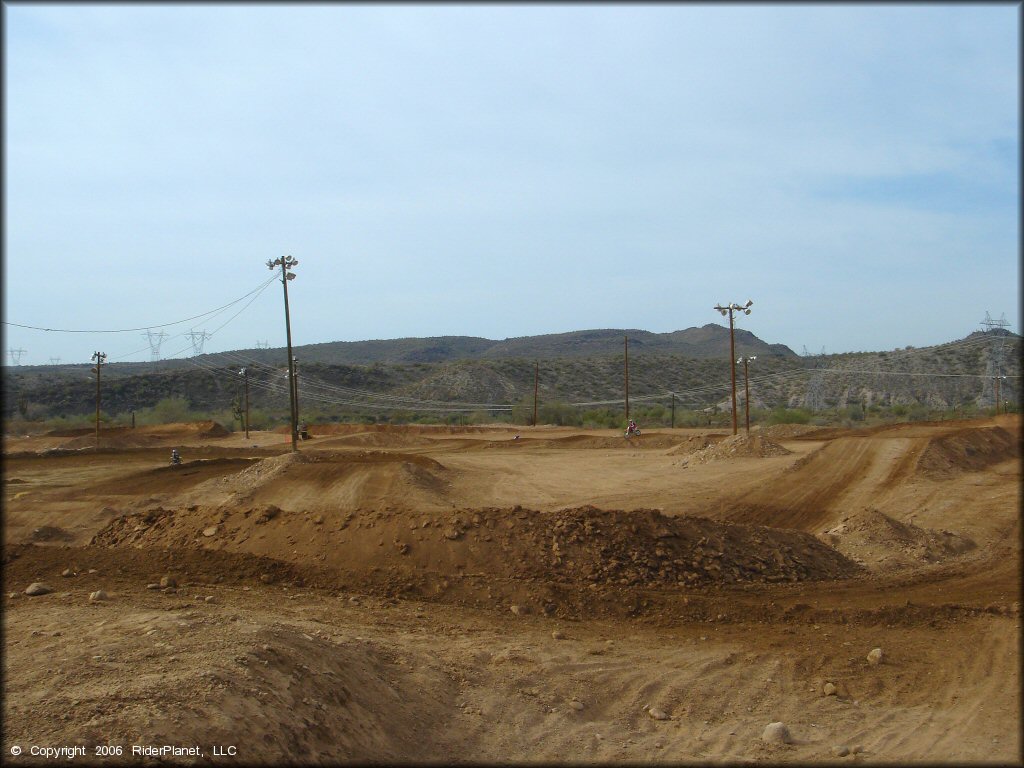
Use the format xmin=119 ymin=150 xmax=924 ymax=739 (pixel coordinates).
xmin=714 ymin=300 xmax=753 ymax=435
xmin=738 ymin=355 xmax=756 ymax=435
xmin=267 ymin=256 xmax=299 ymax=452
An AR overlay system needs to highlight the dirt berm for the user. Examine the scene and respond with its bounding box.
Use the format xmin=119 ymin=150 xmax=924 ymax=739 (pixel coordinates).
xmin=93 ymin=504 xmax=860 ymax=599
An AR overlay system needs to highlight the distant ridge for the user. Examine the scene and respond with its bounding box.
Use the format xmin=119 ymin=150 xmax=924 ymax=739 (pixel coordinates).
xmin=262 ymin=324 xmax=798 ymax=366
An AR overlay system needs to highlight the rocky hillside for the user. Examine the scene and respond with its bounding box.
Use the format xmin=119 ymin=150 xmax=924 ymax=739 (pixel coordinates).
xmin=3 ymin=329 xmax=1018 ymax=421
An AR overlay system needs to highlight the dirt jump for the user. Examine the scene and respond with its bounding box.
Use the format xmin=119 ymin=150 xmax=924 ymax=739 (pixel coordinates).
xmin=3 ymin=416 xmax=1020 ymax=764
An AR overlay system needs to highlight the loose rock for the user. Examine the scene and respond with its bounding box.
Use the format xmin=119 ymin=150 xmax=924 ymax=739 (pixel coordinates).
xmin=823 ymin=682 xmax=837 ymax=696
xmin=89 ymin=590 xmax=110 ymax=602
xmin=761 ymin=722 xmax=793 ymax=744
xmin=61 ymin=569 xmax=74 ymax=578
xmin=159 ymin=574 xmax=177 ymax=589
xmin=25 ymin=583 xmax=53 ymax=596
xmin=510 ymin=604 xmax=528 ymax=616
xmin=648 ymin=707 xmax=671 ymax=721
xmin=831 ymin=745 xmax=849 ymax=757
xmin=867 ymin=648 xmax=883 ymax=665
xmin=551 ymin=630 xmax=566 ymax=640
xmin=202 ymin=525 xmax=218 ymax=537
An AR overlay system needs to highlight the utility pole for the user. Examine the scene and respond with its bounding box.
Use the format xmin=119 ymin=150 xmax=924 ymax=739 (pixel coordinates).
xmin=994 ymin=375 xmax=1006 ymax=415
xmin=624 ymin=335 xmax=630 ymax=424
xmin=714 ymin=300 xmax=753 ymax=435
xmin=267 ymin=256 xmax=299 ymax=451
xmin=533 ymin=360 xmax=539 ymax=427
xmin=91 ymin=351 xmax=106 ymax=446
xmin=738 ymin=356 xmax=757 ymax=435
xmin=292 ymin=357 xmax=301 ymax=437
xmin=239 ymin=368 xmax=250 ymax=439
xmin=671 ymin=393 xmax=675 ymax=429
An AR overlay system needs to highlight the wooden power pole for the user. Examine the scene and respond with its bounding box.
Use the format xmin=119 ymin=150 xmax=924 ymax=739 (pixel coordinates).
xmin=533 ymin=360 xmax=539 ymax=427
xmin=624 ymin=335 xmax=630 ymax=423
xmin=91 ymin=351 xmax=106 ymax=447
xmin=267 ymin=256 xmax=299 ymax=451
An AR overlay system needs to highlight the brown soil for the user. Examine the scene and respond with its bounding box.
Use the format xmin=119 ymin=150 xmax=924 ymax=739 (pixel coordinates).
xmin=3 ymin=417 xmax=1020 ymax=764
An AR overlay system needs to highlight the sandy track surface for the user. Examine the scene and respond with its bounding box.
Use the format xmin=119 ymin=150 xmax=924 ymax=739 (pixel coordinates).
xmin=3 ymin=417 xmax=1020 ymax=764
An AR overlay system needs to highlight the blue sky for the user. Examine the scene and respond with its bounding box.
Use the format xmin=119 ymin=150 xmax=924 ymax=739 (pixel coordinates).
xmin=4 ymin=3 xmax=1019 ymax=365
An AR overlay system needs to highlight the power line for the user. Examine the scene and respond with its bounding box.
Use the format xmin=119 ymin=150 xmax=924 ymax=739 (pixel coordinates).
xmin=3 ymin=276 xmax=277 ymax=334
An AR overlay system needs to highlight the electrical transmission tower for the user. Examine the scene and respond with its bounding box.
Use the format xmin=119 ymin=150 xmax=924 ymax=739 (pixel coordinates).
xmin=802 ymin=345 xmax=827 ymax=411
xmin=8 ymin=348 xmax=27 ymax=365
xmin=980 ymin=311 xmax=1011 ymax=407
xmin=256 ymin=340 xmax=269 ymax=349
xmin=186 ymin=329 xmax=212 ymax=357
xmin=142 ymin=330 xmax=168 ymax=361
xmin=49 ymin=357 xmax=62 ymax=366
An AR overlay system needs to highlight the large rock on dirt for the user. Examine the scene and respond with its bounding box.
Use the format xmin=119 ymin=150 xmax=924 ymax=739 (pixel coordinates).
xmin=761 ymin=722 xmax=793 ymax=744
xmin=89 ymin=590 xmax=110 ymax=602
xmin=24 ymin=582 xmax=54 ymax=596
xmin=159 ymin=574 xmax=177 ymax=589
xmin=867 ymin=648 xmax=883 ymax=665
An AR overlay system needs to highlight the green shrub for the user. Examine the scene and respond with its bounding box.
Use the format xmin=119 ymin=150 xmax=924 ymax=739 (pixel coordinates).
xmin=766 ymin=407 xmax=811 ymax=425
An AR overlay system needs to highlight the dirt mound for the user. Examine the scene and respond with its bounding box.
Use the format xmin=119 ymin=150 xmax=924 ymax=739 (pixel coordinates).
xmin=85 ymin=458 xmax=259 ymax=496
xmin=316 ymin=431 xmax=437 ymax=449
xmin=754 ymin=423 xmax=820 ymax=439
xmin=57 ymin=421 xmax=231 ymax=450
xmin=820 ymin=507 xmax=976 ymax=570
xmin=462 ymin=436 xmax=688 ymax=454
xmin=666 ymin=435 xmax=723 ymax=455
xmin=916 ymin=426 xmax=1019 ymax=479
xmin=676 ymin=434 xmax=791 ymax=465
xmin=188 ymin=450 xmax=452 ymax=512
xmin=197 ymin=421 xmax=230 ymax=438
xmin=93 ymin=504 xmax=861 ymax=600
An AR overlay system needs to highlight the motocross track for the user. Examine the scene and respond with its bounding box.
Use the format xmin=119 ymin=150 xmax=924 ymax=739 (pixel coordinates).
xmin=3 ymin=416 xmax=1020 ymax=764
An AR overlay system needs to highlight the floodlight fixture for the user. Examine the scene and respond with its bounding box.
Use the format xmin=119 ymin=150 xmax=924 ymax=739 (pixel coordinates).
xmin=713 ymin=299 xmax=755 ymax=435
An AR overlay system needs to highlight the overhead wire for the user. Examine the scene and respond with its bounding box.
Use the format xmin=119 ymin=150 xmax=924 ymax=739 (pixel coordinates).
xmin=4 ymin=276 xmax=278 ymax=334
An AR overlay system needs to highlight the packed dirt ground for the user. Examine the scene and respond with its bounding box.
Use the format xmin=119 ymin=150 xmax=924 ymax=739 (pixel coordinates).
xmin=3 ymin=415 xmax=1020 ymax=764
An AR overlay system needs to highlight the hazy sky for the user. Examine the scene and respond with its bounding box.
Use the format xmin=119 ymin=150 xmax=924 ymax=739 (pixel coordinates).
xmin=4 ymin=3 xmax=1019 ymax=366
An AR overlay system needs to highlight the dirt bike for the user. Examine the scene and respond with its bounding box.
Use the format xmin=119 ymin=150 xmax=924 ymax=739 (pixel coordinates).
xmin=625 ymin=427 xmax=641 ymax=438
xmin=171 ymin=453 xmax=182 ymax=466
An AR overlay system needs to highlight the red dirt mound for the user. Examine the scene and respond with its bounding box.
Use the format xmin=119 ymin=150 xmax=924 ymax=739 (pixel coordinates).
xmin=59 ymin=421 xmax=231 ymax=449
xmin=675 ymin=434 xmax=791 ymax=464
xmin=916 ymin=425 xmax=1019 ymax=479
xmin=92 ymin=503 xmax=861 ymax=598
xmin=820 ymin=507 xmax=976 ymax=570
xmin=193 ymin=450 xmax=452 ymax=512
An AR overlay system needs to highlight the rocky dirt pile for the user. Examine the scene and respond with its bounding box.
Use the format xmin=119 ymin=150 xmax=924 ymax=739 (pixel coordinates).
xmin=916 ymin=425 xmax=1019 ymax=479
xmin=754 ymin=423 xmax=820 ymax=439
xmin=820 ymin=507 xmax=976 ymax=569
xmin=675 ymin=434 xmax=792 ymax=465
xmin=666 ymin=435 xmax=721 ymax=455
xmin=93 ymin=503 xmax=860 ymax=594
